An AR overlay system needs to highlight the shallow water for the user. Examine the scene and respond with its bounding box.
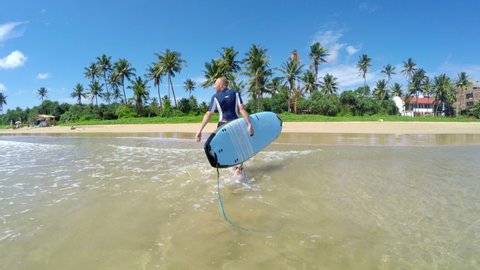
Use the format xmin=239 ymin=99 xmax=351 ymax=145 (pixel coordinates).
xmin=0 ymin=133 xmax=479 ymax=269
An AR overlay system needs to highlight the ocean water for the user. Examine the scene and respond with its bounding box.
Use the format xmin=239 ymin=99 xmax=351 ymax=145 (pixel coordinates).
xmin=0 ymin=133 xmax=479 ymax=269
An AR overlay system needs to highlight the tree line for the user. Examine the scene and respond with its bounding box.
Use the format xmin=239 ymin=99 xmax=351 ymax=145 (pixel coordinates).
xmin=1 ymin=43 xmax=479 ymax=125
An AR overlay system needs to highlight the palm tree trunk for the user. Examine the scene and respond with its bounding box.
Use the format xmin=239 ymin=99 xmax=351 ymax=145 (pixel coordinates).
xmin=157 ymin=84 xmax=162 ymax=107
xmin=169 ymin=76 xmax=177 ymax=107
xmin=122 ymin=78 xmax=127 ymax=105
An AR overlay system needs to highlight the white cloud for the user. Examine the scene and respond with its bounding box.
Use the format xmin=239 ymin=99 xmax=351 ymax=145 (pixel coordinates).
xmin=37 ymin=73 xmax=51 ymax=80
xmin=0 ymin=22 xmax=28 ymax=43
xmin=346 ymin=45 xmax=360 ymax=55
xmin=0 ymin=83 xmax=6 ymax=91
xmin=0 ymin=50 xmax=27 ymax=69
xmin=312 ymin=29 xmax=360 ymax=63
xmin=318 ymin=64 xmax=382 ymax=89
xmin=437 ymin=59 xmax=480 ymax=82
xmin=359 ymin=2 xmax=380 ymax=12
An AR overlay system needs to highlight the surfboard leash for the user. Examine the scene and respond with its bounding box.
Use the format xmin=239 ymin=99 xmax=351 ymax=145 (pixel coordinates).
xmin=215 ymin=167 xmax=283 ymax=234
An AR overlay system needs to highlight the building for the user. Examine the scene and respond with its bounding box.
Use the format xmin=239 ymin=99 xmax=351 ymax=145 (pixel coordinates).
xmin=393 ymin=96 xmax=440 ymax=117
xmin=454 ymin=81 xmax=480 ymax=114
xmin=35 ymin=114 xmax=56 ymax=127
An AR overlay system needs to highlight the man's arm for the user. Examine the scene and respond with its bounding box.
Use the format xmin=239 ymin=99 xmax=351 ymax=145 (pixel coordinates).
xmin=196 ymin=111 xmax=212 ymax=142
xmin=239 ymin=104 xmax=254 ymax=136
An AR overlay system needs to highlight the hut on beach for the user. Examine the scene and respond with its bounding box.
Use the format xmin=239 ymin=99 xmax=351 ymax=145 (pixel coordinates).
xmin=36 ymin=114 xmax=56 ymax=127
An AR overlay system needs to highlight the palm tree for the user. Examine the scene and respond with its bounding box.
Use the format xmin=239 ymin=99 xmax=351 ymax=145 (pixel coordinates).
xmin=109 ymin=72 xmax=123 ymax=103
xmin=37 ymin=87 xmax=48 ymax=101
xmin=71 ymin=83 xmax=87 ymax=105
xmin=146 ymin=62 xmax=164 ymax=107
xmin=128 ymin=76 xmax=149 ymax=116
xmin=96 ymin=54 xmax=112 ymax=102
xmin=357 ymin=54 xmax=372 ymax=90
xmin=374 ymin=79 xmax=388 ymax=100
xmin=319 ymin=73 xmax=339 ymax=94
xmin=218 ymin=46 xmax=241 ymax=79
xmin=401 ymin=58 xmax=417 ymax=91
xmin=433 ymin=74 xmax=453 ymax=116
xmin=88 ymin=80 xmax=103 ymax=106
xmin=202 ymin=59 xmax=224 ymax=88
xmin=455 ymin=72 xmax=472 ymax=116
xmin=308 ymin=42 xmax=328 ymax=82
xmin=243 ymin=44 xmax=272 ymax=111
xmin=156 ymin=49 xmax=187 ymax=107
xmin=184 ymin=79 xmax=196 ymax=97
xmin=410 ymin=68 xmax=426 ymax=115
xmin=113 ymin=58 xmax=136 ymax=105
xmin=277 ymin=54 xmax=303 ymax=113
xmin=301 ymin=70 xmax=317 ymax=94
xmin=391 ymin=83 xmax=403 ymax=97
xmin=0 ymin=92 xmax=6 ymax=114
xmin=265 ymin=77 xmax=285 ymax=96
xmin=381 ymin=64 xmax=396 ymax=87
xmin=84 ymin=62 xmax=101 ymax=85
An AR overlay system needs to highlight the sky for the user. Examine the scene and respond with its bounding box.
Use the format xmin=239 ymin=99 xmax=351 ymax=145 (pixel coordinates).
xmin=1 ymin=0 xmax=480 ymax=112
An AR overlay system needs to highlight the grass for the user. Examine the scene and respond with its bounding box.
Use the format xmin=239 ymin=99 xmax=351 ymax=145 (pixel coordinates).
xmin=1 ymin=113 xmax=479 ymax=129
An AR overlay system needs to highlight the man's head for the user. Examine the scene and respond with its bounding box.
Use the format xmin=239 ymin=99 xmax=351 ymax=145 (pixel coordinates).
xmin=214 ymin=77 xmax=228 ymax=92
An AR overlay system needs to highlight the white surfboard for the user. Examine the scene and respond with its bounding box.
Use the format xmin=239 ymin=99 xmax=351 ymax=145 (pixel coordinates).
xmin=204 ymin=111 xmax=282 ymax=168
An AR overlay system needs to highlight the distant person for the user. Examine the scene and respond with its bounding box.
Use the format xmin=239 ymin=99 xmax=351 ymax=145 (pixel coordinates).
xmin=195 ymin=77 xmax=254 ymax=175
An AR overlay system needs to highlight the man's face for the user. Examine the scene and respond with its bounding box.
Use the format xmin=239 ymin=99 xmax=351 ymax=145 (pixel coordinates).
xmin=214 ymin=79 xmax=222 ymax=91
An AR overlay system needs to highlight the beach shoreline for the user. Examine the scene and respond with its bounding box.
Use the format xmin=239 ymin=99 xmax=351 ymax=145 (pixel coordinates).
xmin=1 ymin=121 xmax=480 ymax=135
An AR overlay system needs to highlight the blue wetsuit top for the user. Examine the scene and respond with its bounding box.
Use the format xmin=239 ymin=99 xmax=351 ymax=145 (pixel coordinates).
xmin=208 ymin=89 xmax=243 ymax=122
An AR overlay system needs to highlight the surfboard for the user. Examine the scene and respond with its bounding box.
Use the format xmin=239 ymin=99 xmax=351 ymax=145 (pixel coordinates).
xmin=204 ymin=111 xmax=282 ymax=168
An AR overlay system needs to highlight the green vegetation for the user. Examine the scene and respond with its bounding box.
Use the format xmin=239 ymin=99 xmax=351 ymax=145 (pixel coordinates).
xmin=1 ymin=43 xmax=479 ymax=127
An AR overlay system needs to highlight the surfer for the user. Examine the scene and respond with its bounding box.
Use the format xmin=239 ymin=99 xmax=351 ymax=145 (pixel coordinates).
xmin=195 ymin=77 xmax=254 ymax=175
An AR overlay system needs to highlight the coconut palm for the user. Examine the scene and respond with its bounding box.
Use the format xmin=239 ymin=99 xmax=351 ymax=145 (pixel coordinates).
xmin=146 ymin=62 xmax=164 ymax=107
xmin=88 ymin=80 xmax=103 ymax=106
xmin=202 ymin=59 xmax=223 ymax=88
xmin=391 ymin=83 xmax=403 ymax=97
xmin=265 ymin=77 xmax=285 ymax=96
xmin=128 ymin=76 xmax=149 ymax=116
xmin=0 ymin=92 xmax=6 ymax=114
xmin=84 ymin=63 xmax=101 ymax=85
xmin=71 ymin=83 xmax=87 ymax=105
xmin=401 ymin=58 xmax=417 ymax=90
xmin=319 ymin=73 xmax=339 ymax=94
xmin=357 ymin=54 xmax=372 ymax=90
xmin=243 ymin=44 xmax=272 ymax=111
xmin=218 ymin=47 xmax=241 ymax=78
xmin=184 ymin=79 xmax=196 ymax=98
xmin=381 ymin=64 xmax=396 ymax=87
xmin=96 ymin=54 xmax=112 ymax=102
xmin=410 ymin=68 xmax=426 ymax=115
xmin=433 ymin=74 xmax=453 ymax=116
xmin=109 ymin=72 xmax=123 ymax=103
xmin=455 ymin=72 xmax=472 ymax=116
xmin=113 ymin=58 xmax=136 ymax=105
xmin=37 ymin=87 xmax=48 ymax=101
xmin=308 ymin=42 xmax=328 ymax=82
xmin=301 ymin=70 xmax=317 ymax=94
xmin=374 ymin=79 xmax=388 ymax=100
xmin=156 ymin=49 xmax=187 ymax=107
xmin=277 ymin=55 xmax=303 ymax=113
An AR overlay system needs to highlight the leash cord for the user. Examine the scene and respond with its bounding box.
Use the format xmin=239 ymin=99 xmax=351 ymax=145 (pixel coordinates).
xmin=216 ymin=167 xmax=283 ymax=234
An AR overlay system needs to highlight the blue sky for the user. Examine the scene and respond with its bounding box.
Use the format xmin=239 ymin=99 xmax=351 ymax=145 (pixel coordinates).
xmin=1 ymin=0 xmax=480 ymax=112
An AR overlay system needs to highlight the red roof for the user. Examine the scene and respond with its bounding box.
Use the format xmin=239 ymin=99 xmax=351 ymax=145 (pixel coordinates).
xmin=402 ymin=97 xmax=438 ymax=104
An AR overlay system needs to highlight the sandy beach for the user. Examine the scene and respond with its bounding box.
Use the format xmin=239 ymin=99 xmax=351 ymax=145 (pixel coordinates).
xmin=1 ymin=121 xmax=480 ymax=135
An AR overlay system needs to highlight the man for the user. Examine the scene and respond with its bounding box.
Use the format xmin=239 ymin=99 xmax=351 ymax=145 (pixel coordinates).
xmin=195 ymin=77 xmax=254 ymax=175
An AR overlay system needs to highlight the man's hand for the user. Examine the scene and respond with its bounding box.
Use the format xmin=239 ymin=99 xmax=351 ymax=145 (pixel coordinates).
xmin=248 ymin=124 xmax=254 ymax=136
xmin=195 ymin=132 xmax=202 ymax=143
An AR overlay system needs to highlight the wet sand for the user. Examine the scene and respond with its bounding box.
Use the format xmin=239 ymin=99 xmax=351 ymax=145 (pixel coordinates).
xmin=1 ymin=121 xmax=480 ymax=135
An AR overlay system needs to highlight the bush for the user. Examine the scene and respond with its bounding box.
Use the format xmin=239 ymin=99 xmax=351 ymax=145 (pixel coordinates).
xmin=177 ymin=98 xmax=192 ymax=114
xmin=115 ymin=105 xmax=136 ymax=119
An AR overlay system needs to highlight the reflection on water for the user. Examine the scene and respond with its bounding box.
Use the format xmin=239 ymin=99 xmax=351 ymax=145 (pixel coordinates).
xmin=0 ymin=133 xmax=479 ymax=269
